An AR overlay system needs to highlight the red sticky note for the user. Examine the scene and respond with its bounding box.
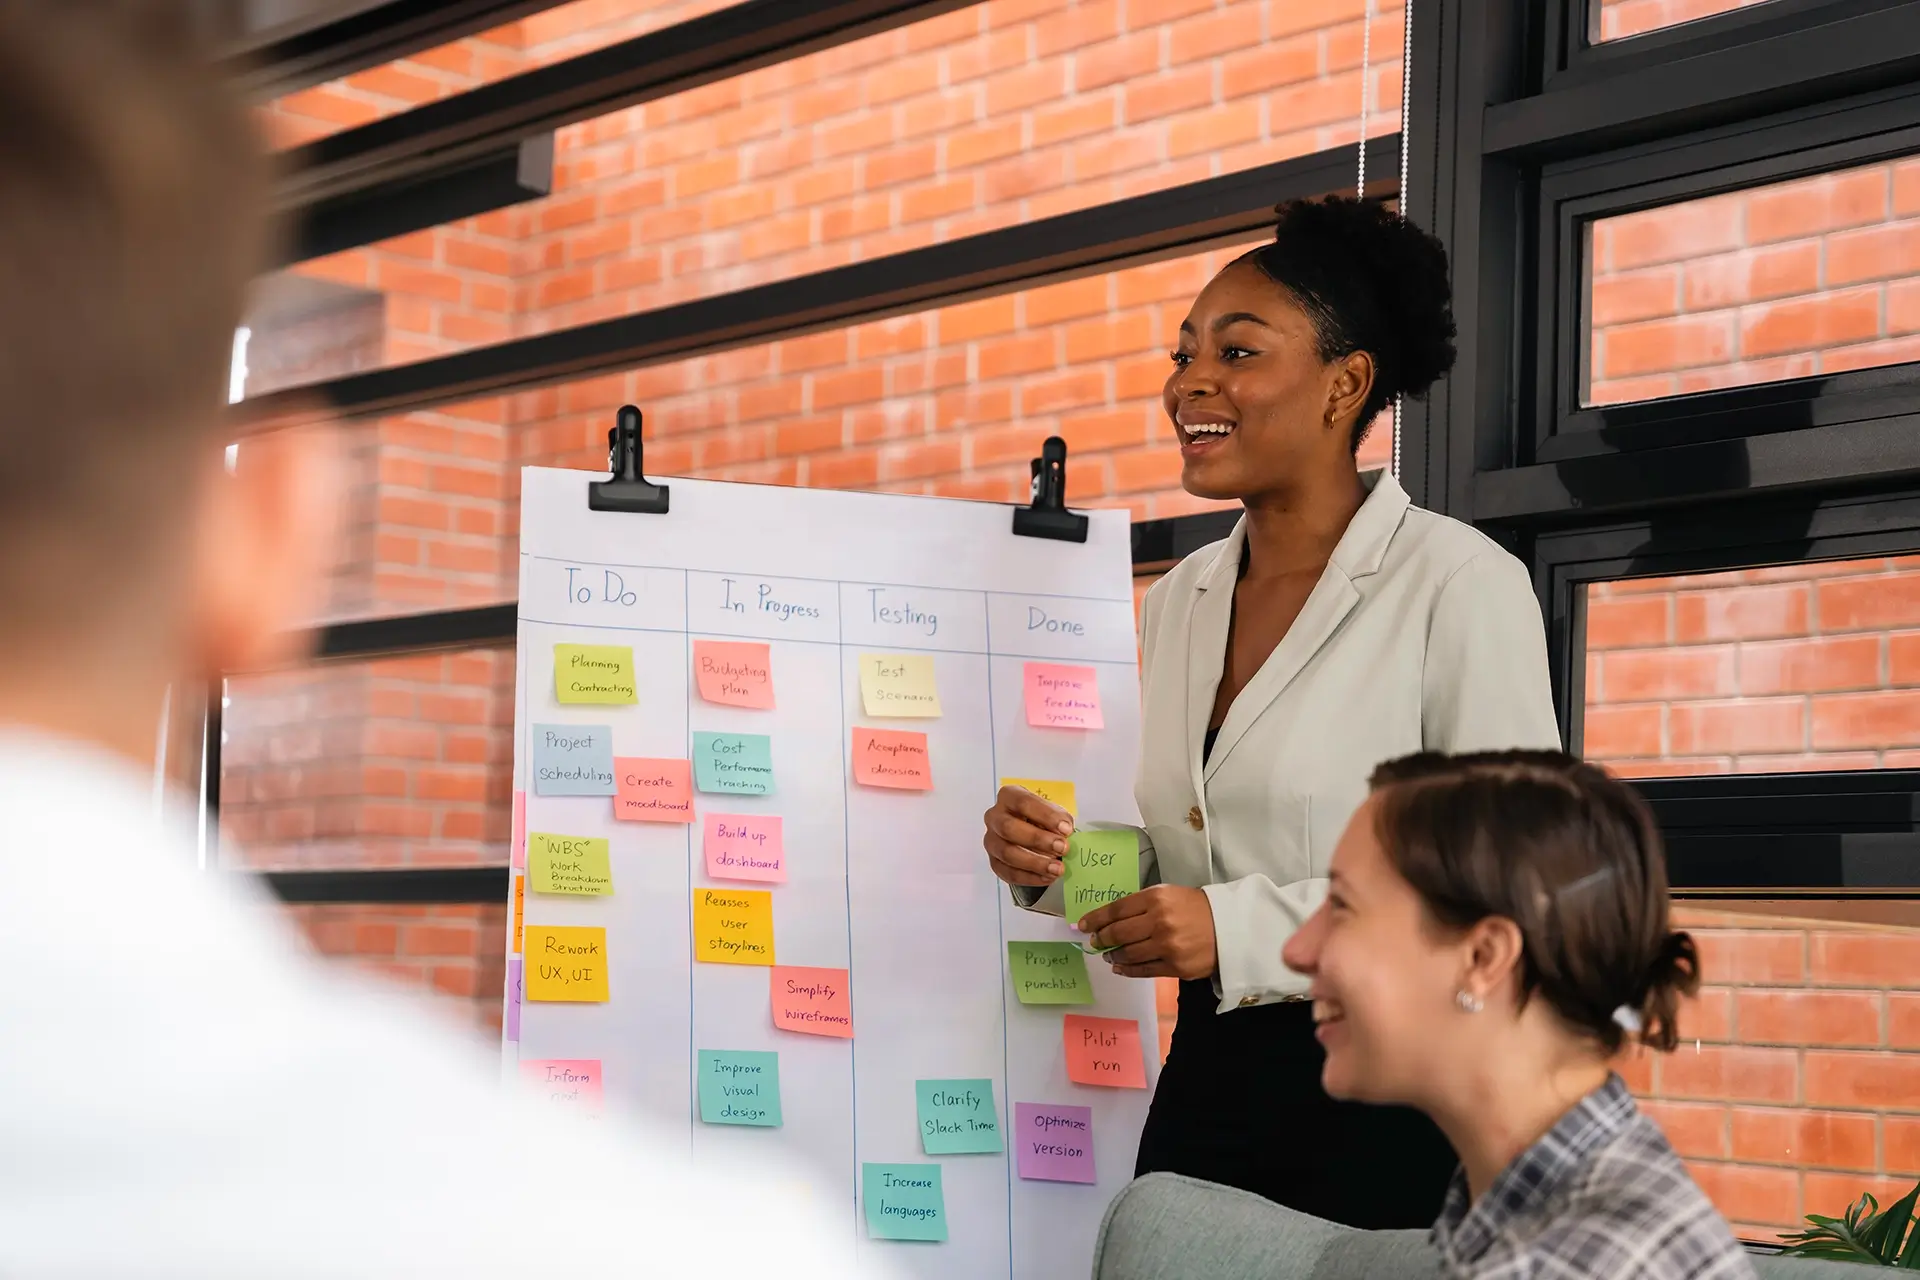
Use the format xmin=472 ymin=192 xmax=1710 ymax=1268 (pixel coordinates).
xmin=694 ymin=640 xmax=774 ymax=709
xmin=770 ymin=965 xmax=853 ymax=1038
xmin=1024 ymin=662 xmax=1104 ymax=730
xmin=511 ymin=789 xmax=527 ymax=869
xmin=520 ymin=1058 xmax=603 ymax=1113
xmin=851 ymin=727 xmax=933 ymax=790
xmin=1063 ymin=1014 xmax=1147 ymax=1089
xmin=614 ymin=757 xmax=695 ymax=823
xmin=704 ymin=813 xmax=785 ymax=883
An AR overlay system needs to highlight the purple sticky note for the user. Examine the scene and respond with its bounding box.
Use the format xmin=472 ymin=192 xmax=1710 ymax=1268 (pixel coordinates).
xmin=1014 ymin=1102 xmax=1095 ymax=1183
xmin=506 ymin=956 xmax=522 ymax=1042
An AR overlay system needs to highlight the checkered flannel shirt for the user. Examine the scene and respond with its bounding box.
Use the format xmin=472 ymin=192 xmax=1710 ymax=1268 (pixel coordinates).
xmin=1429 ymin=1074 xmax=1756 ymax=1280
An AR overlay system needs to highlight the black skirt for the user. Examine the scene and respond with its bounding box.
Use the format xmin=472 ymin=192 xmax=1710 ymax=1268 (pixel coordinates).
xmin=1132 ymin=978 xmax=1459 ymax=1229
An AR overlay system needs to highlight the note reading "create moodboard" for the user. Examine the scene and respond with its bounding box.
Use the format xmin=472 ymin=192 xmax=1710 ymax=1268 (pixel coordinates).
xmin=693 ymin=887 xmax=775 ymax=965
xmin=1007 ymin=940 xmax=1093 ymax=1004
xmin=613 ymin=757 xmax=694 ymax=822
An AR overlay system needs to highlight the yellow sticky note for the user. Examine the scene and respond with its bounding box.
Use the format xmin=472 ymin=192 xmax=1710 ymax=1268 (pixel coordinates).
xmin=859 ymin=653 xmax=941 ymax=718
xmin=554 ymin=643 xmax=637 ymax=704
xmin=693 ymin=887 xmax=776 ymax=966
xmin=523 ymin=925 xmax=609 ymax=1002
xmin=529 ymin=832 xmax=613 ymax=896
xmin=1000 ymin=777 xmax=1077 ymax=818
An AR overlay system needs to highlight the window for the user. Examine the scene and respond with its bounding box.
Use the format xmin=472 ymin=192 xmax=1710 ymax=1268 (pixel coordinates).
xmin=1590 ymin=0 xmax=1780 ymax=44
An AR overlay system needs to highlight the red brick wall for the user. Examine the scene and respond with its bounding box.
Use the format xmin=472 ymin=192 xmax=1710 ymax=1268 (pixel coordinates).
xmin=284 ymin=902 xmax=508 ymax=1036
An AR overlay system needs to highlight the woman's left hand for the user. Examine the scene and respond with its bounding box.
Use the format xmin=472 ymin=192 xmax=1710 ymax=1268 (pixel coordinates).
xmin=1078 ymin=885 xmax=1218 ymax=980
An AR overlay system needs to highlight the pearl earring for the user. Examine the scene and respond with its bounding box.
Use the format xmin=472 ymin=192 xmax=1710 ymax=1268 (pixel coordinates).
xmin=1455 ymin=989 xmax=1483 ymax=1013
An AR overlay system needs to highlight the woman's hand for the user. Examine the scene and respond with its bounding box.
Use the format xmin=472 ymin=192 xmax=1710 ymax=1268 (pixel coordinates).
xmin=1079 ymin=885 xmax=1218 ymax=980
xmin=982 ymin=785 xmax=1073 ymax=886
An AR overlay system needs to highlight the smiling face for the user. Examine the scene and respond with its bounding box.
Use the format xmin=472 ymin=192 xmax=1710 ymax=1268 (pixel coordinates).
xmin=1163 ymin=257 xmax=1367 ymax=501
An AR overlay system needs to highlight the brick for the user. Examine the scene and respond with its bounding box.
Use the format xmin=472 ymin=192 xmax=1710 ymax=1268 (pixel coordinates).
xmin=1811 ymin=689 xmax=1920 ymax=750
xmin=1602 ymin=195 xmax=1743 ymax=271
xmin=1740 ymin=286 xmax=1883 ymax=360
xmin=401 ymin=922 xmax=479 ymax=957
xmin=1599 ymin=315 xmax=1736 ymax=379
xmin=1601 ymin=646 xmax=1736 ymax=700
xmin=1819 ymin=571 xmax=1920 ymax=631
xmin=985 ymin=58 xmax=1068 ymax=115
xmin=1730 ymin=1107 xmax=1876 ymax=1171
xmin=978 ymin=333 xmax=1059 ymax=379
xmin=944 ymin=121 xmax=1025 ymax=170
xmin=1580 ymin=704 xmax=1662 ymax=759
xmin=1125 ymin=67 xmax=1214 ymax=124
xmin=1695 ymin=930 xmax=1806 ymax=984
xmin=1660 ymin=1044 xmax=1799 ymax=1103
xmin=1167 ymin=101 xmax=1261 ymax=159
xmin=1740 ymin=636 xmax=1882 ymax=696
xmin=1680 ymin=244 xmax=1820 ymax=311
xmin=1031 ymin=97 xmax=1118 ymax=148
xmin=1805 ymin=1050 xmax=1920 ymax=1108
xmin=1667 ymin=698 xmax=1804 ymax=755
xmin=1892 ymin=994 xmax=1920 ymax=1049
xmin=1684 ymin=1160 xmax=1800 ymax=1228
xmin=1888 ymin=1116 xmax=1920 ymax=1174
xmin=1034 ymin=0 xmax=1118 ymax=55
xmin=1679 ymin=987 xmax=1735 ymax=1043
xmin=1591 ymin=267 xmax=1680 ymax=327
xmin=1640 ymin=1100 xmax=1729 ymax=1159
xmin=806 ymin=446 xmax=881 ymax=490
xmin=1075 ymin=33 xmax=1160 ymax=92
xmin=900 ymin=176 xmax=976 ymax=223
xmin=1745 ymin=168 xmax=1889 ymax=245
xmin=1804 ymin=1171 xmax=1916 ymax=1221
xmin=1810 ymin=931 xmax=1920 ymax=987
xmin=1738 ymin=989 xmax=1881 ymax=1048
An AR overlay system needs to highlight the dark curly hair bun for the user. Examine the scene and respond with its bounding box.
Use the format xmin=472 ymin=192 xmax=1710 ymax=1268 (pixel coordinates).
xmin=1246 ymin=196 xmax=1458 ymax=451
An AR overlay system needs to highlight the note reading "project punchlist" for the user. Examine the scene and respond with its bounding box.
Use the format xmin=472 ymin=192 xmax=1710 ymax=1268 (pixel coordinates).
xmin=1006 ymin=940 xmax=1093 ymax=1004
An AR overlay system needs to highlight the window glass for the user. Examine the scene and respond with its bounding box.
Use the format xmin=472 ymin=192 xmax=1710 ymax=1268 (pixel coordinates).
xmin=1590 ymin=0 xmax=1779 ymax=43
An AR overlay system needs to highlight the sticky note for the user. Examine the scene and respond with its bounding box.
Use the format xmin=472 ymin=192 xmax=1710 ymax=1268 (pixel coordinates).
xmin=1064 ymin=1014 xmax=1147 ymax=1089
xmin=693 ymin=887 xmax=775 ymax=966
xmin=770 ymin=965 xmax=852 ymax=1038
xmin=553 ymin=643 xmax=637 ymax=704
xmin=917 ymin=1079 xmax=1001 ymax=1154
xmin=523 ymin=925 xmax=610 ymax=1002
xmin=859 ymin=653 xmax=941 ymax=718
xmin=1014 ymin=1102 xmax=1095 ymax=1182
xmin=852 ymin=727 xmax=932 ymax=790
xmin=705 ymin=813 xmax=785 ymax=883
xmin=698 ymin=1049 xmax=781 ymax=1126
xmin=520 ymin=1059 xmax=602 ymax=1113
xmin=614 ymin=756 xmax=694 ymax=822
xmin=863 ymin=1163 xmax=947 ymax=1241
xmin=505 ymin=956 xmax=522 ymax=1042
xmin=1000 ymin=776 xmax=1077 ymax=818
xmin=1007 ymin=940 xmax=1094 ymax=1004
xmin=510 ymin=789 xmax=526 ymax=869
xmin=693 ymin=731 xmax=775 ymax=795
xmin=1062 ymin=827 xmax=1139 ymax=925
xmin=532 ymin=723 xmax=615 ymax=796
xmin=512 ymin=875 xmax=524 ymax=953
xmin=1024 ymin=661 xmax=1104 ymax=729
xmin=528 ymin=832 xmax=613 ymax=896
xmin=694 ymin=639 xmax=774 ymax=709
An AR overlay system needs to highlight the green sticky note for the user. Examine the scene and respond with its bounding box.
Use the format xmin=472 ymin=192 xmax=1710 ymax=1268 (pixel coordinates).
xmin=528 ymin=832 xmax=612 ymax=896
xmin=863 ymin=1163 xmax=947 ymax=1241
xmin=916 ymin=1078 xmax=1001 ymax=1154
xmin=693 ymin=732 xmax=775 ymax=795
xmin=553 ymin=643 xmax=637 ymax=704
xmin=697 ymin=1049 xmax=781 ymax=1127
xmin=1062 ymin=827 xmax=1140 ymax=925
xmin=1006 ymin=940 xmax=1094 ymax=1004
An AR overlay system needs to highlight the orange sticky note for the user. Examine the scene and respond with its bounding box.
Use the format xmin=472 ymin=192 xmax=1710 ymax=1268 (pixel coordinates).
xmin=1024 ymin=662 xmax=1104 ymax=730
xmin=852 ymin=727 xmax=932 ymax=790
xmin=1063 ymin=1014 xmax=1147 ymax=1089
xmin=512 ymin=875 xmax=525 ymax=953
xmin=695 ymin=640 xmax=774 ymax=709
xmin=770 ymin=965 xmax=853 ymax=1038
xmin=614 ymin=757 xmax=694 ymax=823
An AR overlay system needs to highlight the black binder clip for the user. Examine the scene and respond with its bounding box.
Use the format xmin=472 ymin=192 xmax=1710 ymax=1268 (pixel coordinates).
xmin=1011 ymin=436 xmax=1088 ymax=543
xmin=588 ymin=404 xmax=670 ymax=514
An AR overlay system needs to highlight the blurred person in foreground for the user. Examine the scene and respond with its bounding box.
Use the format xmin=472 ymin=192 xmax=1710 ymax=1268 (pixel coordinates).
xmin=0 ymin=5 xmax=885 ymax=1277
xmin=1283 ymin=751 xmax=1753 ymax=1280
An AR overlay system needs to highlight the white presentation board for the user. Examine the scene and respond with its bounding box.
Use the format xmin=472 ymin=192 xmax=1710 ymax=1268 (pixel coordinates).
xmin=503 ymin=467 xmax=1158 ymax=1278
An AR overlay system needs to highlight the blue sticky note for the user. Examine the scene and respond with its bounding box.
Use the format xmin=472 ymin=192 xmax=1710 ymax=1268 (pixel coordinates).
xmin=863 ymin=1163 xmax=947 ymax=1241
xmin=693 ymin=732 xmax=775 ymax=796
xmin=531 ymin=723 xmax=615 ymax=796
xmin=697 ymin=1049 xmax=781 ymax=1127
xmin=916 ymin=1078 xmax=1001 ymax=1154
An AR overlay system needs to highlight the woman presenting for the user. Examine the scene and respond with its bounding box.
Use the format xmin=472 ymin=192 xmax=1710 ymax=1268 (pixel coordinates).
xmin=982 ymin=196 xmax=1559 ymax=1228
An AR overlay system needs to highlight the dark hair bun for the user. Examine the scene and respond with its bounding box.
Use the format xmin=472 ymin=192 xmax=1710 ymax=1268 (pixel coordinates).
xmin=1633 ymin=930 xmax=1701 ymax=1053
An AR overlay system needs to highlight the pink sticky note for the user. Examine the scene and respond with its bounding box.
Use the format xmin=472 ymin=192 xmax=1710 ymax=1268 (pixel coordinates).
xmin=851 ymin=727 xmax=933 ymax=790
xmin=505 ymin=956 xmax=522 ymax=1042
xmin=614 ymin=757 xmax=694 ymax=822
xmin=1014 ymin=1102 xmax=1096 ymax=1182
xmin=520 ymin=1058 xmax=602 ymax=1112
xmin=1024 ymin=662 xmax=1104 ymax=730
xmin=704 ymin=813 xmax=785 ymax=883
xmin=694 ymin=639 xmax=774 ymax=709
xmin=1063 ymin=1014 xmax=1147 ymax=1089
xmin=770 ymin=965 xmax=853 ymax=1038
xmin=510 ymin=789 xmax=527 ymax=869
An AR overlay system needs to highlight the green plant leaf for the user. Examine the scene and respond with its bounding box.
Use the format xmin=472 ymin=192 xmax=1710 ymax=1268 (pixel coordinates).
xmin=1863 ymin=1183 xmax=1920 ymax=1263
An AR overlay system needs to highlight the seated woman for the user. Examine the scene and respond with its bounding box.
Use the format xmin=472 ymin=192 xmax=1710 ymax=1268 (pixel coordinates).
xmin=1281 ymin=750 xmax=1754 ymax=1280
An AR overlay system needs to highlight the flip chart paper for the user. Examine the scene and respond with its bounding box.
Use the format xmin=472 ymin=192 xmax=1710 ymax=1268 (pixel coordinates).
xmin=531 ymin=723 xmax=615 ymax=796
xmin=1023 ymin=662 xmax=1104 ymax=729
xmin=614 ymin=757 xmax=694 ymax=823
xmin=694 ymin=639 xmax=775 ymax=709
xmin=999 ymin=776 xmax=1077 ymax=818
xmin=704 ymin=813 xmax=785 ymax=883
xmin=770 ymin=965 xmax=852 ymax=1038
xmin=858 ymin=652 xmax=941 ymax=718
xmin=693 ymin=731 xmax=775 ymax=795
xmin=916 ymin=1079 xmax=1001 ymax=1154
xmin=510 ymin=789 xmax=526 ymax=869
xmin=851 ymin=727 xmax=932 ymax=790
xmin=1061 ymin=827 xmax=1139 ymax=925
xmin=512 ymin=876 xmax=524 ymax=953
xmin=528 ymin=832 xmax=613 ymax=896
xmin=863 ymin=1163 xmax=947 ymax=1242
xmin=1063 ymin=1014 xmax=1147 ymax=1089
xmin=505 ymin=957 xmax=522 ymax=1042
xmin=693 ymin=887 xmax=775 ymax=966
xmin=524 ymin=925 xmax=610 ymax=1002
xmin=1014 ymin=1103 xmax=1095 ymax=1183
xmin=698 ymin=1049 xmax=781 ymax=1126
xmin=553 ymin=643 xmax=637 ymax=704
xmin=1006 ymin=941 xmax=1094 ymax=1004
xmin=520 ymin=1058 xmax=602 ymax=1113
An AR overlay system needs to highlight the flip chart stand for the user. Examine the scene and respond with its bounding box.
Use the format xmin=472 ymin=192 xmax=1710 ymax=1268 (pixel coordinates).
xmin=1011 ymin=436 xmax=1088 ymax=543
xmin=588 ymin=404 xmax=671 ymax=514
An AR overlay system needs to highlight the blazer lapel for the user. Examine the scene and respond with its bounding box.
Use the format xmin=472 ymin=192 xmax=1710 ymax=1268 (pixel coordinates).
xmin=1185 ymin=520 xmax=1244 ymax=798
